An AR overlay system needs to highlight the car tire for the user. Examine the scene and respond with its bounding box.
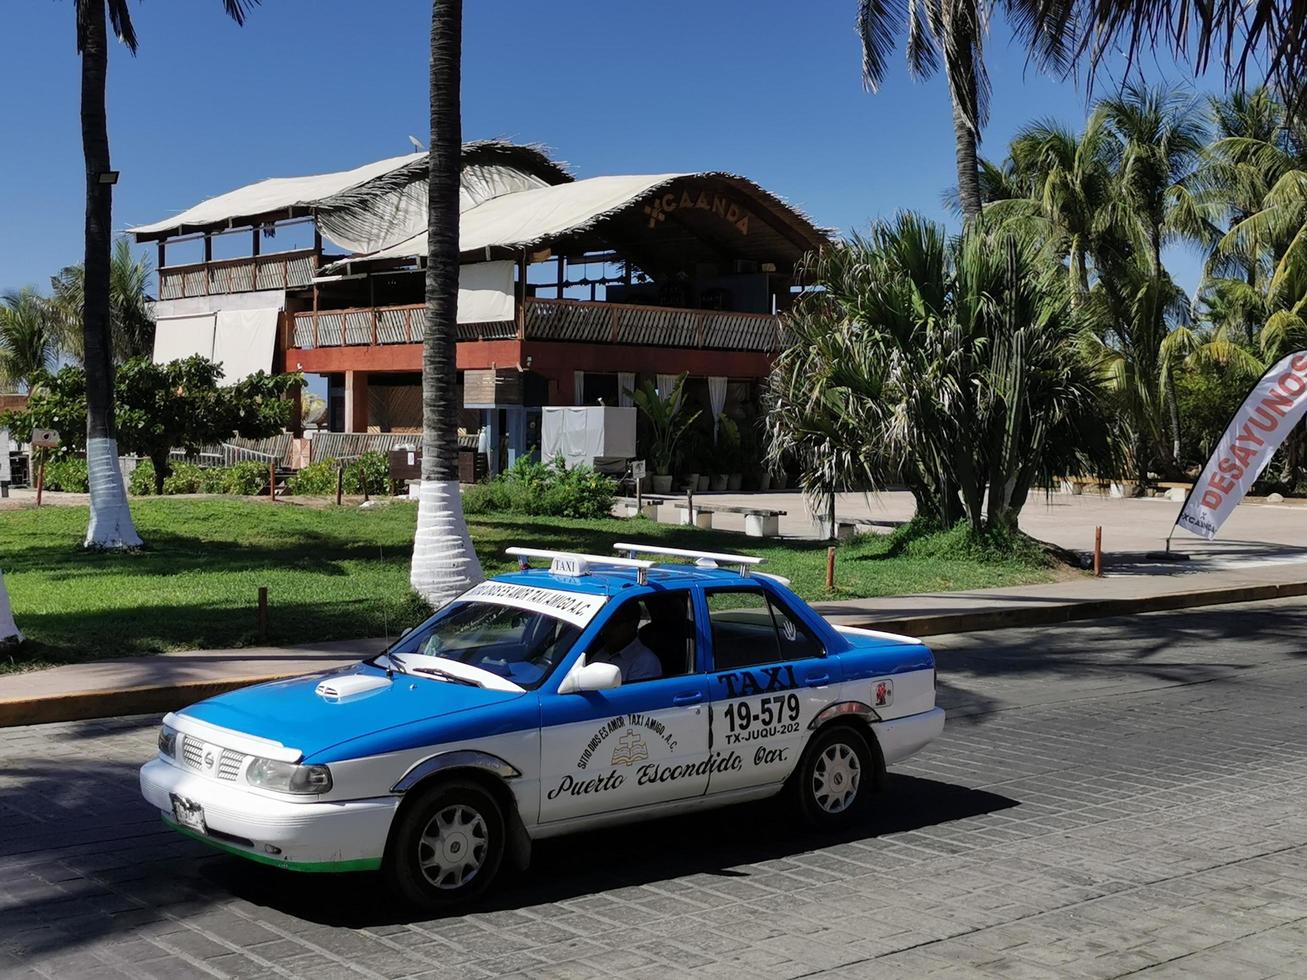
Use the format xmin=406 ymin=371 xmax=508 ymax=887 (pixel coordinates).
xmin=791 ymin=723 xmax=876 ymax=829
xmin=383 ymin=779 xmax=505 ymax=910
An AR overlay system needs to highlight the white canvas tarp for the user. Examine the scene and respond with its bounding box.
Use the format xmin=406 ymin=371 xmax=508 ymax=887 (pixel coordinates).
xmin=541 ymin=406 xmax=637 ymax=469
xmin=153 ymin=313 xmax=216 ymax=365
xmin=212 ymin=308 xmax=280 ymax=383
xmin=128 ymin=153 xmax=426 ymax=237
xmin=152 ymin=309 xmax=278 ymax=384
xmin=329 ymin=174 xmax=686 ymax=269
xmin=457 ymin=261 xmax=515 ymax=324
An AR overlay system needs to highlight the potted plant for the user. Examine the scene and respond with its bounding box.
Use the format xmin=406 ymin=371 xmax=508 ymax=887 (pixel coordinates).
xmin=680 ymin=425 xmax=707 ymax=493
xmin=631 ymin=374 xmax=700 ymax=495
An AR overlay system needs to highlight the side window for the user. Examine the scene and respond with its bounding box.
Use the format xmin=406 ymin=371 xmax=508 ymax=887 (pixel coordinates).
xmin=588 ymin=593 xmax=695 ymax=684
xmin=768 ymin=595 xmax=825 ymax=660
xmin=706 ymin=589 xmax=781 ymax=670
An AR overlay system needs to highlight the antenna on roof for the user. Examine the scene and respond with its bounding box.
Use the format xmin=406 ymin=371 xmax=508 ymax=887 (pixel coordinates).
xmin=612 ymin=542 xmax=764 ymax=577
xmin=408 ymin=135 xmax=426 ymax=151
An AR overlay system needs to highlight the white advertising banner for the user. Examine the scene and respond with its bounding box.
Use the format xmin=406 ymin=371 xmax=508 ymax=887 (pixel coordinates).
xmin=456 ymin=581 xmax=607 ymax=628
xmin=1176 ymin=349 xmax=1307 ymax=540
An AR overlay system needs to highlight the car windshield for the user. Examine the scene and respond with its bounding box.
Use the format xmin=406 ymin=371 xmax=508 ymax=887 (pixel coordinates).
xmin=378 ymin=601 xmax=583 ymax=691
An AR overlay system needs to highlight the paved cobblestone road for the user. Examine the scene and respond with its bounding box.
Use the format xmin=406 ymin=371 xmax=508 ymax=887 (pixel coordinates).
xmin=4 ymin=598 xmax=1307 ymax=979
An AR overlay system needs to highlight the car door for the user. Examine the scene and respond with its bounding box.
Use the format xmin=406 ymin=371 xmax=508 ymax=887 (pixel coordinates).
xmin=702 ymin=586 xmax=840 ymax=794
xmin=537 ymin=591 xmax=712 ymax=823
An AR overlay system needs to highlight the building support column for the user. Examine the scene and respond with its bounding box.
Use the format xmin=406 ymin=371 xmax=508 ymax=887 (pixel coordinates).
xmin=344 ymin=370 xmax=369 ymax=433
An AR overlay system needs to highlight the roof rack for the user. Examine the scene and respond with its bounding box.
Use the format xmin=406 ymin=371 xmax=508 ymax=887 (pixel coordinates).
xmin=506 ymin=547 xmax=654 ymax=585
xmin=611 ymin=542 xmax=764 ymax=577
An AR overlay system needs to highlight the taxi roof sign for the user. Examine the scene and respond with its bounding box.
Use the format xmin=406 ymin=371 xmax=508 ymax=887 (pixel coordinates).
xmin=505 ymin=547 xmax=654 ymax=585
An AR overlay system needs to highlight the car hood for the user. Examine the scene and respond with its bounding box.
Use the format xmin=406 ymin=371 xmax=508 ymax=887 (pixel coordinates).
xmin=176 ymin=665 xmax=524 ymax=760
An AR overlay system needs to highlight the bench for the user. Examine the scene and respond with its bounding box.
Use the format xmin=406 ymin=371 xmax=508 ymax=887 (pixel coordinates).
xmin=673 ymin=503 xmax=787 ymax=537
xmin=616 ymin=495 xmax=669 ymax=519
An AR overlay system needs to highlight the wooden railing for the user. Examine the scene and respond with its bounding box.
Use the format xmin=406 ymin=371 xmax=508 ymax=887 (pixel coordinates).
xmin=290 ymin=298 xmax=782 ymax=352
xmin=158 ymin=250 xmax=318 ymax=299
xmin=291 ymin=304 xmax=517 ymax=348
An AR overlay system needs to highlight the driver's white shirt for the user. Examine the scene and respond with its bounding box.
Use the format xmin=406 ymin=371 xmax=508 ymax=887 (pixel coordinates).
xmin=593 ymin=638 xmax=662 ymax=683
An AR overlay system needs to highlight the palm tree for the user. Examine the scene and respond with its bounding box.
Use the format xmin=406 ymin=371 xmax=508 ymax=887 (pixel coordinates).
xmin=984 ymin=111 xmax=1118 ymax=299
xmin=1094 ymin=84 xmax=1207 ymax=472
xmin=0 ymin=290 xmax=63 ymax=392
xmin=856 ymin=0 xmax=991 ymax=219
xmin=1007 ymin=0 xmax=1307 ymax=118
xmin=410 ymin=0 xmax=483 ymax=605
xmin=74 ymin=0 xmax=254 ymax=549
xmin=768 ymin=212 xmax=1111 ymax=533
xmin=51 ymin=239 xmax=156 ymax=363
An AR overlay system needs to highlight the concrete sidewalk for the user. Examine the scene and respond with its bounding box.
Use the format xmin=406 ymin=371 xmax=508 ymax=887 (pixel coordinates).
xmin=5 ymin=560 xmax=1307 ymax=727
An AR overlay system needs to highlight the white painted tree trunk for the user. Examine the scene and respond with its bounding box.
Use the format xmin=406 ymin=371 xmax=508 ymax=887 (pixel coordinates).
xmin=0 ymin=570 xmax=22 ymax=646
xmin=85 ymin=437 xmax=143 ymax=549
xmin=410 ymin=479 xmax=482 ymax=606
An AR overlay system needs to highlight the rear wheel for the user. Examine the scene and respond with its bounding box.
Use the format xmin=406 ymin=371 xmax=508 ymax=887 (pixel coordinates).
xmin=384 ymin=780 xmax=505 ymax=910
xmin=792 ymin=724 xmax=875 ymax=829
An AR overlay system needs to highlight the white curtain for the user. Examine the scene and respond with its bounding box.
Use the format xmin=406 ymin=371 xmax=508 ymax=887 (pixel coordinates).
xmin=618 ymin=372 xmax=635 ymax=407
xmin=456 ymin=260 xmax=515 ymax=324
xmin=152 ymin=313 xmax=216 ymax=365
xmin=656 ymin=373 xmax=679 ymax=410
xmin=212 ymin=308 xmax=279 ymax=384
xmin=574 ymin=371 xmax=585 ymax=405
xmin=708 ymin=376 xmax=728 ymax=442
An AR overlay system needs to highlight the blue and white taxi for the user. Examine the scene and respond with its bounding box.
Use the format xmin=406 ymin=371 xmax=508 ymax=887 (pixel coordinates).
xmin=140 ymin=543 xmax=945 ymax=908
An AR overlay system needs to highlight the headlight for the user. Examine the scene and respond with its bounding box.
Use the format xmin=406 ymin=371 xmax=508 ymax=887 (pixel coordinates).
xmin=158 ymin=725 xmax=178 ymax=759
xmin=245 ymin=757 xmax=332 ymax=795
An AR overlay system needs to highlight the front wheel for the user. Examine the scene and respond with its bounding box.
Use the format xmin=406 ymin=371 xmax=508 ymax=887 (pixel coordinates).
xmin=383 ymin=779 xmax=505 ymax=910
xmin=791 ymin=724 xmax=876 ymax=829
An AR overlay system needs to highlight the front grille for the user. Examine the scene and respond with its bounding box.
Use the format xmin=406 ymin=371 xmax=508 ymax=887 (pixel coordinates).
xmin=181 ymin=736 xmax=204 ymax=771
xmin=178 ymin=736 xmax=245 ymax=781
xmin=217 ymin=749 xmax=245 ymax=781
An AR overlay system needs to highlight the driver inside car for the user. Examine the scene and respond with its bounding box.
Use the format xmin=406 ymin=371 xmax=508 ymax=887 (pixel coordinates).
xmin=590 ymin=600 xmax=662 ymax=683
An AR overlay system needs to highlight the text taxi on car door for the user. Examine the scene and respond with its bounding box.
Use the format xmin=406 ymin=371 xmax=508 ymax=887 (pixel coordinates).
xmin=140 ymin=542 xmax=945 ymax=909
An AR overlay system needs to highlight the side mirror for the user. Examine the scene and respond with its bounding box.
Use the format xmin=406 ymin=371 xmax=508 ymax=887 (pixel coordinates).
xmin=558 ymin=658 xmax=621 ymax=694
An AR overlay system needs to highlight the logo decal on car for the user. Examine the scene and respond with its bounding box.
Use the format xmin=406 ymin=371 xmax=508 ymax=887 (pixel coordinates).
xmin=610 ymin=730 xmax=649 ymax=767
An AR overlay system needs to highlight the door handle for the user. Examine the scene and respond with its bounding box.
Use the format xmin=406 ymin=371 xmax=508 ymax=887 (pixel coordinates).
xmin=672 ymin=691 xmax=703 ymax=705
xmin=804 ymin=673 xmax=830 ymax=686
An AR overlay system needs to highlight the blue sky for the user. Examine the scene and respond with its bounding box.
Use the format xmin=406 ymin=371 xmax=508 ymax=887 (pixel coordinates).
xmin=1 ymin=0 xmax=1222 ymax=297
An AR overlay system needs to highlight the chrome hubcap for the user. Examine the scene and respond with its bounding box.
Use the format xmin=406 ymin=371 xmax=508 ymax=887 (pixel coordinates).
xmin=418 ymin=804 xmax=488 ymax=889
xmin=812 ymin=742 xmax=861 ymax=813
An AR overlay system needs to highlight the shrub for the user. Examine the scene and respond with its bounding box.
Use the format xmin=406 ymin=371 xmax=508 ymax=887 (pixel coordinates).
xmin=461 ymin=480 xmax=512 ymax=515
xmin=462 ymin=455 xmax=616 ymax=519
xmin=343 ymin=452 xmax=390 ymax=496
xmin=225 ymin=460 xmax=270 ymax=496
xmin=887 ymin=517 xmax=1048 ymax=566
xmin=128 ymin=459 xmax=156 ymax=496
xmin=287 ymin=459 xmax=340 ymax=496
xmin=161 ymin=462 xmax=206 ymax=495
xmin=41 ymin=457 xmax=89 ymax=492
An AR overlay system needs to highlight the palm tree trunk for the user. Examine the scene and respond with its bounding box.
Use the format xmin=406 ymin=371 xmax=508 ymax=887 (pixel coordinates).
xmin=80 ymin=0 xmax=141 ymax=549
xmin=410 ymin=0 xmax=482 ymax=604
xmin=944 ymin=26 xmax=983 ymax=222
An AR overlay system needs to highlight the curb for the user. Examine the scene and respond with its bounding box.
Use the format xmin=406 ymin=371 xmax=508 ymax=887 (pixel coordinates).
xmin=0 ymin=674 xmax=306 ymax=729
xmin=4 ymin=579 xmax=1307 ymax=728
xmin=839 ymin=579 xmax=1307 ymax=638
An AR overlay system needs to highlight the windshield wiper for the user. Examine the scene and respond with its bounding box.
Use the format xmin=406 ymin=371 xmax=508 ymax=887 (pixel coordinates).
xmin=379 ymin=652 xmax=410 ymax=677
xmin=410 ymin=666 xmax=481 ymax=687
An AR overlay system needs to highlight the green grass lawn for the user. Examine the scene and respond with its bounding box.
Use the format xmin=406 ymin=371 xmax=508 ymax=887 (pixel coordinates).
xmin=0 ymin=498 xmax=1063 ymax=671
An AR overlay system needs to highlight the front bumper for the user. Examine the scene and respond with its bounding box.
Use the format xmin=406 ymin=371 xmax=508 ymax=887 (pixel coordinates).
xmin=140 ymin=757 xmax=397 ymax=872
xmin=873 ymin=707 xmax=946 ymax=765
